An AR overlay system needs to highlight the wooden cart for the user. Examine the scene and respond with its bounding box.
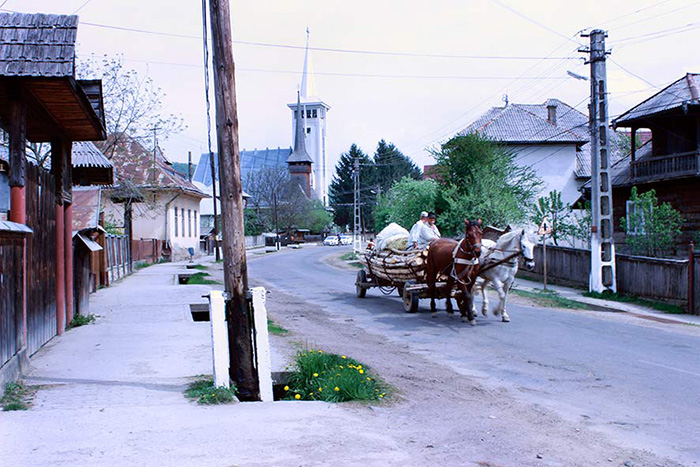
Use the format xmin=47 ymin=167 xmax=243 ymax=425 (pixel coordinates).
xmin=355 ymin=248 xmax=456 ymax=313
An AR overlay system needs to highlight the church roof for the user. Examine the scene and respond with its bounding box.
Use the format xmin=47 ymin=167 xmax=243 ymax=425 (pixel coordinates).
xmin=287 ymin=94 xmax=313 ymax=164
xmin=192 ymin=147 xmax=292 ymax=187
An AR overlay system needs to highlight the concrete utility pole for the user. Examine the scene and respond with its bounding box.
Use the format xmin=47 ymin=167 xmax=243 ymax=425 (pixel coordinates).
xmin=353 ymin=157 xmax=361 ymax=253
xmin=581 ymin=29 xmax=617 ymax=293
xmin=208 ymin=0 xmax=260 ymax=400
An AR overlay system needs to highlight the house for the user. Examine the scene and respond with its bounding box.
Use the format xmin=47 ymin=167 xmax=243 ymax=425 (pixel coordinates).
xmin=460 ymin=98 xmax=623 ymax=207
xmin=0 ymin=13 xmax=107 ymax=385
xmin=610 ymin=73 xmax=700 ymax=245
xmin=101 ymin=136 xmax=208 ymax=261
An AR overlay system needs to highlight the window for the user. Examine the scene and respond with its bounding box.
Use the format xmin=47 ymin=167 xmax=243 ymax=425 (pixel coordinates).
xmin=194 ymin=211 xmax=198 ymax=237
xmin=306 ymin=109 xmax=312 ymax=118
xmin=181 ymin=208 xmax=185 ymax=237
xmin=626 ymin=200 xmax=650 ymax=235
xmin=174 ymin=207 xmax=178 ymax=237
xmin=312 ymin=109 xmax=317 ymax=118
xmin=306 ymin=127 xmax=311 ymax=134
xmin=188 ymin=209 xmax=192 ymax=237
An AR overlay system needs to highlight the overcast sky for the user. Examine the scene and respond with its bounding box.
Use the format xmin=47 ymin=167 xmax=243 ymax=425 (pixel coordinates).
xmin=4 ymin=0 xmax=700 ymax=175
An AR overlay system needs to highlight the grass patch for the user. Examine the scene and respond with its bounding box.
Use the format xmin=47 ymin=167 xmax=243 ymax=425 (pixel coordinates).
xmin=512 ymin=288 xmax=589 ymax=310
xmin=281 ymin=350 xmax=389 ymax=402
xmin=68 ymin=313 xmax=96 ymax=329
xmin=340 ymin=252 xmax=358 ymax=261
xmin=185 ymin=272 xmax=220 ymax=285
xmin=1 ymin=381 xmax=35 ymax=411
xmin=185 ymin=378 xmax=238 ymax=404
xmin=268 ymin=319 xmax=289 ymax=336
xmin=583 ymin=291 xmax=685 ymax=314
xmin=189 ymin=264 xmax=209 ymax=271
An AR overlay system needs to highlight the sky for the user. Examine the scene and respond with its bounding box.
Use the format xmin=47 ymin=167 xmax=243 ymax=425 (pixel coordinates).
xmin=3 ymin=0 xmax=700 ymax=183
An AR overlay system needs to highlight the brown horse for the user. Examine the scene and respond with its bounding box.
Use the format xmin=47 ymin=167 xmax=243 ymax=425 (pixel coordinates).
xmin=425 ymin=219 xmax=483 ymax=325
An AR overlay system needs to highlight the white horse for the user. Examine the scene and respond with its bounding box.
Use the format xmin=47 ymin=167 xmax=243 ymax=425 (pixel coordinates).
xmin=472 ymin=229 xmax=536 ymax=322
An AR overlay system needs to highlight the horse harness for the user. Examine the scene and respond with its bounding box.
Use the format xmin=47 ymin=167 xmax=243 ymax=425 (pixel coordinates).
xmin=478 ymin=242 xmax=533 ymax=275
xmin=449 ymin=237 xmax=480 ymax=285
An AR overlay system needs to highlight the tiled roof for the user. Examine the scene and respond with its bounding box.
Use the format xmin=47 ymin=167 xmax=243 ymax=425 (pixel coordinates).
xmin=73 ymin=141 xmax=112 ymax=169
xmin=614 ymin=73 xmax=700 ymax=126
xmin=462 ymin=98 xmax=623 ymax=178
xmin=98 ymin=136 xmax=207 ymax=199
xmin=72 ymin=186 xmax=101 ymax=231
xmin=193 ymin=147 xmax=291 ymax=188
xmin=0 ymin=13 xmax=77 ymax=77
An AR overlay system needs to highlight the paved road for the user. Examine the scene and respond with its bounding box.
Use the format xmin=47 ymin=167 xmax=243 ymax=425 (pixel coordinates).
xmin=250 ymin=245 xmax=700 ymax=465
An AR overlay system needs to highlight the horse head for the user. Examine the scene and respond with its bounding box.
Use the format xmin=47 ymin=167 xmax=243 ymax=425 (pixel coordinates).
xmin=463 ymin=218 xmax=483 ymax=258
xmin=520 ymin=228 xmax=536 ymax=270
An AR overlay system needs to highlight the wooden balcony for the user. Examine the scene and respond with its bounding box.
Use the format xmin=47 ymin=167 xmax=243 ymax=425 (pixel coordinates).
xmin=632 ymin=151 xmax=699 ymax=182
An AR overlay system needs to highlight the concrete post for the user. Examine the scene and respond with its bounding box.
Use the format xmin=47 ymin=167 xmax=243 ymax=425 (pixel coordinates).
xmin=250 ymin=287 xmax=273 ymax=402
xmin=207 ymin=290 xmax=230 ymax=388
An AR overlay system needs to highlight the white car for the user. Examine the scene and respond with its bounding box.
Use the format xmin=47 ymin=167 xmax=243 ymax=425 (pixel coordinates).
xmin=339 ymin=235 xmax=353 ymax=245
xmin=323 ymin=236 xmax=339 ymax=246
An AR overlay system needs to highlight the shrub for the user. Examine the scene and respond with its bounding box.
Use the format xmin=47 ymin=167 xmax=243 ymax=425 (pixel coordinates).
xmin=185 ymin=378 xmax=238 ymax=404
xmin=283 ymin=350 xmax=388 ymax=402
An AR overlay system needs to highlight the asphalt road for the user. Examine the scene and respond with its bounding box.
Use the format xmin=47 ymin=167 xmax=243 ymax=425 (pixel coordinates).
xmin=249 ymin=245 xmax=700 ymax=465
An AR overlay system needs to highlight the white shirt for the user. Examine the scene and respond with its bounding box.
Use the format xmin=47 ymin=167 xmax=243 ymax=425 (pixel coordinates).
xmin=429 ymin=223 xmax=440 ymax=238
xmin=408 ymin=220 xmax=424 ymax=247
xmin=409 ymin=220 xmax=438 ymax=249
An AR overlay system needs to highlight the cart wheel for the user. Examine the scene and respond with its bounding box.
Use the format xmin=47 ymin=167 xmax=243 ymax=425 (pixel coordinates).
xmin=403 ymin=280 xmax=419 ymax=313
xmin=356 ymin=270 xmax=368 ymax=298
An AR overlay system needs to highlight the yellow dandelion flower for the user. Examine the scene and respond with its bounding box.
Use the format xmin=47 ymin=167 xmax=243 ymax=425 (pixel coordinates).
xmin=339 ymin=366 xmax=344 ymax=369
xmin=313 ymin=373 xmax=319 ymax=377
xmin=366 ymin=377 xmax=371 ymax=381
xmin=334 ymin=386 xmax=340 ymax=392
xmin=341 ymin=355 xmax=347 ymax=359
xmin=318 ymin=387 xmax=323 ymax=392
xmin=284 ymin=386 xmax=289 ymax=391
xmin=294 ymin=394 xmax=301 ymax=400
xmin=318 ymin=350 xmax=323 ymax=353
xmin=359 ymin=369 xmax=364 ymax=374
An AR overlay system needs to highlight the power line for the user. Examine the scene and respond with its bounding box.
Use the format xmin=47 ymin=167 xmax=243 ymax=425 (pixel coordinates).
xmin=491 ymin=0 xmax=583 ymax=46
xmin=72 ymin=0 xmax=94 ymax=14
xmin=613 ymin=21 xmax=700 ymax=45
xmin=611 ymin=0 xmax=700 ymax=31
xmin=594 ymin=0 xmax=676 ymax=28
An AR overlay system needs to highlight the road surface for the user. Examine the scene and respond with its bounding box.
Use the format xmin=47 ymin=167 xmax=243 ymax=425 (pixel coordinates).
xmin=250 ymin=245 xmax=700 ymax=465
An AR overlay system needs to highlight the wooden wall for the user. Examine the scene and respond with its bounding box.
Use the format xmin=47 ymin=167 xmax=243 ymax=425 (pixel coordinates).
xmin=25 ymin=164 xmax=57 ymax=355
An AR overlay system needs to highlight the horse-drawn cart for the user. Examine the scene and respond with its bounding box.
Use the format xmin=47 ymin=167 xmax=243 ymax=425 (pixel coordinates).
xmin=355 ymin=248 xmax=456 ymax=313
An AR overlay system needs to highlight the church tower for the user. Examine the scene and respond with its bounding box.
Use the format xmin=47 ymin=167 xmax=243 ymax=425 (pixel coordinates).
xmin=287 ymin=92 xmax=313 ymax=198
xmin=287 ymin=29 xmax=330 ymax=204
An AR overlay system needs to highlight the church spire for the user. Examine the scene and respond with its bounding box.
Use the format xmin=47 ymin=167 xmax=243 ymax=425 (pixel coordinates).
xmin=300 ymin=27 xmax=317 ymax=100
xmin=287 ymin=91 xmax=312 ymax=164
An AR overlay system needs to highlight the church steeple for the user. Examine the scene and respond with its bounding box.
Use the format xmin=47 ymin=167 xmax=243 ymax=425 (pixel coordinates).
xmin=287 ymin=91 xmax=313 ymax=198
xmin=300 ymin=27 xmax=317 ymax=101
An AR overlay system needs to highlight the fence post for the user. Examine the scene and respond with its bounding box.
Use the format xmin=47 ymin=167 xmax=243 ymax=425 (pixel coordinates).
xmin=249 ymin=287 xmax=273 ymax=402
xmin=207 ymin=290 xmax=230 ymax=388
xmin=689 ymin=242 xmax=695 ymax=314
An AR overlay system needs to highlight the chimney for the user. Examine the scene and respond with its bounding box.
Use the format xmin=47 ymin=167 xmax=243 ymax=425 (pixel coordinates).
xmin=546 ymin=99 xmax=557 ymax=125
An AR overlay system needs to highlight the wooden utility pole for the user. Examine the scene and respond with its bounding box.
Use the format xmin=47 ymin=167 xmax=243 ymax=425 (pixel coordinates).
xmin=208 ymin=0 xmax=259 ymax=400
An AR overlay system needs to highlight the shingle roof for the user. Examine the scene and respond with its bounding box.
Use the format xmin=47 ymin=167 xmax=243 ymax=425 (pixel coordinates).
xmin=462 ymin=98 xmax=622 ymax=178
xmin=0 ymin=13 xmax=77 ymax=77
xmin=613 ymin=73 xmax=700 ymax=127
xmin=193 ymin=147 xmax=291 ymax=188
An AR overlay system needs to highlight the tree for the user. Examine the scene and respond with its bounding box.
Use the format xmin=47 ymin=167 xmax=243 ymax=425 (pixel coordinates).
xmin=620 ymin=187 xmax=683 ymax=257
xmin=568 ymin=201 xmax=592 ymax=249
xmin=431 ymin=133 xmax=542 ymax=230
xmin=530 ymin=190 xmax=573 ymax=245
xmin=76 ymin=55 xmax=185 ymax=158
xmin=373 ymin=140 xmax=421 ymax=194
xmin=328 ymin=144 xmax=375 ymax=229
xmin=375 ymin=178 xmax=438 ymax=230
xmin=302 ymin=199 xmax=333 ymax=233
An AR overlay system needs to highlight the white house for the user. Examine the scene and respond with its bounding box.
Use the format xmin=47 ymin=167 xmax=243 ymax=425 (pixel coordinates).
xmin=101 ymin=136 xmax=208 ymax=261
xmin=462 ymin=98 xmax=622 ymax=207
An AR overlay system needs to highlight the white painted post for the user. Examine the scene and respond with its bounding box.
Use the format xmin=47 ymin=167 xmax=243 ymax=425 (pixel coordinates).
xmin=250 ymin=286 xmax=274 ymax=402
xmin=207 ymin=290 xmax=230 ymax=388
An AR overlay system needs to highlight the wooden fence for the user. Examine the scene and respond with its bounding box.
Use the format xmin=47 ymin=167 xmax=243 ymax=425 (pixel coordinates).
xmin=105 ymin=234 xmax=130 ymax=283
xmin=132 ymin=238 xmax=162 ymax=263
xmin=522 ymin=244 xmax=700 ymax=314
xmin=25 ymin=164 xmax=57 ymax=355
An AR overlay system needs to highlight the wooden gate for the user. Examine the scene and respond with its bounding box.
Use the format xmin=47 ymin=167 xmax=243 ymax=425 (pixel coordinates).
xmin=0 ymin=236 xmax=24 ymax=368
xmin=25 ymin=164 xmax=57 ymax=355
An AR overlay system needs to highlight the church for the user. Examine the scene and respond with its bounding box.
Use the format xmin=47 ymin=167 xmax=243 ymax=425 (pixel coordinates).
xmin=192 ymin=31 xmax=330 ymax=205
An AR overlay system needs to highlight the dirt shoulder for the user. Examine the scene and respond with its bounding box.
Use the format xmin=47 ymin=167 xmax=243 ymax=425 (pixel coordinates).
xmin=258 ymin=277 xmax=681 ymax=467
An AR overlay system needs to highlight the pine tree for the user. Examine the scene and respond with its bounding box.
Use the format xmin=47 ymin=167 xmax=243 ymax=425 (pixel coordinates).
xmin=328 ymin=144 xmax=375 ymax=229
xmin=373 ymin=140 xmax=422 ymax=194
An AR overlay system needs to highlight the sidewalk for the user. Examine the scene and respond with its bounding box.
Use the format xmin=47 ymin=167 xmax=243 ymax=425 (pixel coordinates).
xmin=512 ymin=277 xmax=700 ymax=326
xmin=0 ymin=258 xmax=389 ymax=466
